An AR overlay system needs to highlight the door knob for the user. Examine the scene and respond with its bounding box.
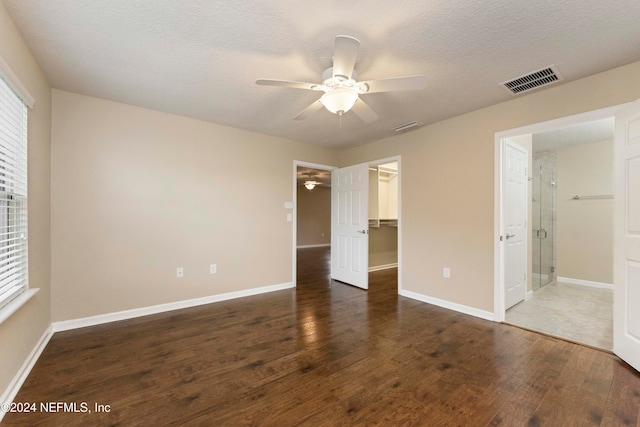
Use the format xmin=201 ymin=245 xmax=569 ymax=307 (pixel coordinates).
xmin=505 ymin=233 xmax=515 ymax=239
xmin=357 ymin=230 xmax=368 ymax=234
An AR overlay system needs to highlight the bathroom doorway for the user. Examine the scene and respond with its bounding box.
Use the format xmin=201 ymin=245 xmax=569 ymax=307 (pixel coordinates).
xmin=503 ymin=117 xmax=615 ymax=350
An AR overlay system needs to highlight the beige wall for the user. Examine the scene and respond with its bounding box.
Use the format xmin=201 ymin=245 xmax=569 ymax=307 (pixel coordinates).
xmin=51 ymin=90 xmax=338 ymax=321
xmin=341 ymin=61 xmax=640 ymax=312
xmin=296 ymin=185 xmax=331 ymax=247
xmin=556 ymin=140 xmax=614 ymax=283
xmin=0 ymin=2 xmax=51 ymax=398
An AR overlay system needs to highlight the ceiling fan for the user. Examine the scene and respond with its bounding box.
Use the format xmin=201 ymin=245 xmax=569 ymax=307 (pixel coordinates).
xmin=256 ymin=35 xmax=427 ymax=123
xmin=302 ymin=172 xmax=321 ymax=190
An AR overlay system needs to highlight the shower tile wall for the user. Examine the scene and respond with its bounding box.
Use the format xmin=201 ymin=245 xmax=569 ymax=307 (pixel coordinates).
xmin=532 ymin=150 xmax=556 ymax=288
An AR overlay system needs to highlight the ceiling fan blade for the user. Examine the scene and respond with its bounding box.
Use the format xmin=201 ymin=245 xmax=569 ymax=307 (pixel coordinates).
xmin=256 ymin=79 xmax=321 ymax=91
xmin=359 ymin=75 xmax=427 ymax=93
xmin=293 ymin=99 xmax=324 ymax=120
xmin=332 ymin=35 xmax=360 ymax=80
xmin=351 ymin=98 xmax=378 ymax=123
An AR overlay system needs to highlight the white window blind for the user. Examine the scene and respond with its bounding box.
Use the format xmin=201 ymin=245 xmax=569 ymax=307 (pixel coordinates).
xmin=0 ymin=75 xmax=28 ymax=310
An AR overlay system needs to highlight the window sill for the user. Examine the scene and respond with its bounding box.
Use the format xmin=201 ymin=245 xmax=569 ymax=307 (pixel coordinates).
xmin=0 ymin=288 xmax=40 ymax=325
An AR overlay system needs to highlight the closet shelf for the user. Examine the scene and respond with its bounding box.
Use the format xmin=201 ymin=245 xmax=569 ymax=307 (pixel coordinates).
xmin=369 ymin=218 xmax=398 ymax=228
xmin=570 ymin=194 xmax=613 ymax=200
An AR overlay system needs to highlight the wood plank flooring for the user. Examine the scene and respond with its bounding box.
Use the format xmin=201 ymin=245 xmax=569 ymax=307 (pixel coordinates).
xmin=4 ymin=246 xmax=640 ymax=426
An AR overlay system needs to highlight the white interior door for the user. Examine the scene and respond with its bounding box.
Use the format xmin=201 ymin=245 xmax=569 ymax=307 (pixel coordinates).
xmin=504 ymin=140 xmax=528 ymax=309
xmin=331 ymin=162 xmax=369 ymax=289
xmin=613 ymin=99 xmax=640 ymax=372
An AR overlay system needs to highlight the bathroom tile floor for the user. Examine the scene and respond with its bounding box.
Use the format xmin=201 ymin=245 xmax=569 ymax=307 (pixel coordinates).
xmin=505 ymin=281 xmax=613 ymax=350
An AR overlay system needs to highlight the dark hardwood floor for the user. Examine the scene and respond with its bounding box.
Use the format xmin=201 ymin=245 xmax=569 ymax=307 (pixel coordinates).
xmin=4 ymin=246 xmax=640 ymax=426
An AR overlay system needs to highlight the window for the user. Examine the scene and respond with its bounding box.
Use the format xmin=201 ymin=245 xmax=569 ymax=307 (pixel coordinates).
xmin=0 ymin=74 xmax=28 ymax=310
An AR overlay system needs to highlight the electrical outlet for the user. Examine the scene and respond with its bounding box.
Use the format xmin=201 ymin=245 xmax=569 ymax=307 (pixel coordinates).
xmin=176 ymin=267 xmax=184 ymax=278
xmin=443 ymin=267 xmax=451 ymax=279
xmin=210 ymin=264 xmax=217 ymax=274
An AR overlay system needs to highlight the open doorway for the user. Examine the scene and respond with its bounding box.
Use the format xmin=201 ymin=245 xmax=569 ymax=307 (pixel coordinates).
xmin=293 ymin=157 xmax=401 ymax=293
xmin=368 ymin=161 xmax=399 ymax=273
xmin=498 ymin=117 xmax=615 ymax=350
xmin=296 ymin=166 xmax=332 ymax=249
xmin=293 ymin=162 xmax=335 ymax=285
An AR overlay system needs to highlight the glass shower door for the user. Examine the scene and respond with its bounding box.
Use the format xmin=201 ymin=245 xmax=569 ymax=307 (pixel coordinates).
xmin=532 ymin=161 xmax=555 ymax=290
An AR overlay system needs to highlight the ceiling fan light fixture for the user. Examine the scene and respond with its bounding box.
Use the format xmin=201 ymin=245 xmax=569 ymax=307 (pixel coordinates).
xmin=304 ymin=181 xmax=317 ymax=190
xmin=320 ymin=87 xmax=358 ymax=115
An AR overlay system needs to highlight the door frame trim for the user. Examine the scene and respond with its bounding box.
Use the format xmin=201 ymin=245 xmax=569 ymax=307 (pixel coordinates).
xmin=493 ymin=105 xmax=625 ymax=321
xmin=292 ymin=161 xmax=337 ymax=287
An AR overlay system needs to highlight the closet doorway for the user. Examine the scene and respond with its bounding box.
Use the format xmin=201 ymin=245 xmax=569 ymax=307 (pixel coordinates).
xmin=368 ymin=162 xmax=399 ymax=273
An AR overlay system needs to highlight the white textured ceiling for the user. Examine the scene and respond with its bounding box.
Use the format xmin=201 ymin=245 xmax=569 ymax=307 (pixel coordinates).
xmin=297 ymin=167 xmax=331 ymax=188
xmin=4 ymin=0 xmax=640 ymax=149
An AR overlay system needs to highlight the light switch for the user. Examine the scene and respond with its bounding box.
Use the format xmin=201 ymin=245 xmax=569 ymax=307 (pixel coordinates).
xmin=284 ymin=202 xmax=294 ymax=209
xmin=287 ymin=213 xmax=292 ymax=222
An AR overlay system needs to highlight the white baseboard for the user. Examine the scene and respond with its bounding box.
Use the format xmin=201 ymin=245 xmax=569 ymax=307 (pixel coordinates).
xmin=296 ymin=244 xmax=330 ymax=249
xmin=53 ymin=282 xmax=295 ymax=332
xmin=399 ymin=289 xmax=494 ymax=321
xmin=368 ymin=263 xmax=398 ymax=272
xmin=525 ymin=290 xmax=533 ymax=300
xmin=0 ymin=324 xmax=53 ymax=422
xmin=557 ymin=276 xmax=613 ymax=290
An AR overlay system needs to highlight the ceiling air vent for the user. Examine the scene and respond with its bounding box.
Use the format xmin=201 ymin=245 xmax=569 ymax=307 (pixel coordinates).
xmin=393 ymin=121 xmax=422 ymax=133
xmin=501 ymin=65 xmax=564 ymax=95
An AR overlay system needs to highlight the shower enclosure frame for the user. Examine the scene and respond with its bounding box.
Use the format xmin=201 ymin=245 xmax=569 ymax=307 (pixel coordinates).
xmin=532 ymin=152 xmax=556 ymax=290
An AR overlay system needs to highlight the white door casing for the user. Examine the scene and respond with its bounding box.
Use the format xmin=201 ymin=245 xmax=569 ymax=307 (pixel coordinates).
xmin=613 ymin=99 xmax=640 ymax=372
xmin=504 ymin=140 xmax=528 ymax=309
xmin=331 ymin=162 xmax=369 ymax=289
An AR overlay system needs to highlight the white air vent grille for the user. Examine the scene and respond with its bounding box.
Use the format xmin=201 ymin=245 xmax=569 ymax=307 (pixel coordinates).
xmin=393 ymin=121 xmax=422 ymax=133
xmin=501 ymin=65 xmax=564 ymax=95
